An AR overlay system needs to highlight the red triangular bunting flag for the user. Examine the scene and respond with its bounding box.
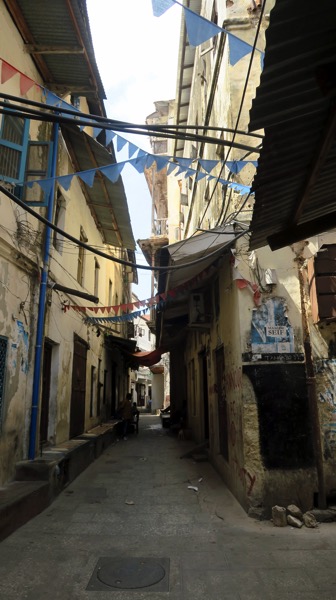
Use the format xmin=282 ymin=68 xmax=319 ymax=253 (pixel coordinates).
xmin=128 ymin=303 xmax=134 ymax=311
xmin=79 ymin=306 xmax=86 ymax=312
xmin=106 ymin=306 xmax=111 ymax=313
xmin=134 ymin=301 xmax=141 ymax=309
xmin=100 ymin=307 xmax=106 ymax=314
xmin=112 ymin=305 xmax=120 ymax=315
xmin=93 ymin=307 xmax=99 ymax=313
xmin=20 ymin=73 xmax=35 ymax=95
xmin=236 ymin=279 xmax=248 ymax=289
xmin=1 ymin=61 xmax=17 ymax=84
xmin=120 ymin=304 xmax=127 ymax=312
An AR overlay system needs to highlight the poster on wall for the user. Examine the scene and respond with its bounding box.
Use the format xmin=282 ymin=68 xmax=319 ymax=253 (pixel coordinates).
xmin=251 ymin=298 xmax=294 ymax=354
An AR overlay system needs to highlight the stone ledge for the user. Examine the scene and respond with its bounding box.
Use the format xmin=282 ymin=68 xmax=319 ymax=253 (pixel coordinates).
xmin=0 ymin=481 xmax=49 ymax=542
xmin=1 ymin=420 xmax=120 ymax=542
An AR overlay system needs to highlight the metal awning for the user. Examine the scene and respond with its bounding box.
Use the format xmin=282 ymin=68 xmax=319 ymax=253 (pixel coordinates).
xmin=156 ymin=226 xmax=242 ymax=347
xmin=248 ymin=0 xmax=336 ymax=251
xmin=5 ymin=0 xmax=105 ymax=113
xmin=61 ymin=124 xmax=136 ymax=250
xmin=163 ymin=225 xmax=239 ymax=290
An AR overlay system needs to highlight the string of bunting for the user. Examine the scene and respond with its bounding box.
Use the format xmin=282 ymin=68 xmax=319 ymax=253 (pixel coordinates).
xmin=151 ymin=0 xmax=265 ymax=66
xmin=63 ymin=264 xmax=216 ymax=324
xmin=0 ymin=57 xmax=257 ymax=197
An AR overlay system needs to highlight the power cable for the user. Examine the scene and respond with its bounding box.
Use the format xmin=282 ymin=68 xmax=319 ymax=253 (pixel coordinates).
xmin=0 ymin=185 xmax=248 ymax=273
xmin=0 ymin=92 xmax=263 ymax=139
xmin=0 ymin=103 xmax=260 ymax=155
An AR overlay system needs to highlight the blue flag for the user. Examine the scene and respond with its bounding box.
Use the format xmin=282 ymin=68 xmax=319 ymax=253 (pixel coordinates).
xmin=152 ymin=0 xmax=175 ymax=17
xmin=184 ymin=6 xmax=222 ymax=47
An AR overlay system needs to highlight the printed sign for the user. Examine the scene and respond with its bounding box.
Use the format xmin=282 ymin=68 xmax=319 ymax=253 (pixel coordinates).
xmin=251 ymin=298 xmax=294 ymax=355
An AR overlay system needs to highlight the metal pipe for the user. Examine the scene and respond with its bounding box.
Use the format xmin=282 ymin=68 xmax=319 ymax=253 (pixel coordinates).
xmin=28 ymin=121 xmax=59 ymax=460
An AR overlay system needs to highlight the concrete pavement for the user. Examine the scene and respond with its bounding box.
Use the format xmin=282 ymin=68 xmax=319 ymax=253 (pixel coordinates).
xmin=0 ymin=414 xmax=336 ymax=599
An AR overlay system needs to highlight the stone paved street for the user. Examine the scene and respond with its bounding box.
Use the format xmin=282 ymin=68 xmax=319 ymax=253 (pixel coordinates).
xmin=0 ymin=415 xmax=335 ymax=600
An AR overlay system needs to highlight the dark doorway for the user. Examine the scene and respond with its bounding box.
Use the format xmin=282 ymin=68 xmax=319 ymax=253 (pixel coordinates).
xmin=111 ymin=362 xmax=117 ymax=416
xmin=216 ymin=346 xmax=229 ymax=460
xmin=70 ymin=335 xmax=87 ymax=438
xmin=200 ymin=351 xmax=209 ymax=440
xmin=40 ymin=341 xmax=52 ymax=445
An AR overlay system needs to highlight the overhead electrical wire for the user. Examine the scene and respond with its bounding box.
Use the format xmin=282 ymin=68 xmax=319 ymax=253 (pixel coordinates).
xmin=0 ymin=94 xmax=262 ymax=155
xmin=1 ymin=185 xmax=247 ymax=273
xmin=0 ymin=92 xmax=263 ymax=139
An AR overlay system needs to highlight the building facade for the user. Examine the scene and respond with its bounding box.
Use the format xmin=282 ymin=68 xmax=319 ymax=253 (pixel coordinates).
xmin=0 ymin=0 xmax=136 ymax=485
xmin=150 ymin=0 xmax=336 ymax=516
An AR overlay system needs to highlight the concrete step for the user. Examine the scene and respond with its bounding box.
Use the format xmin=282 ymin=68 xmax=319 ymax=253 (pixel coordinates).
xmin=0 ymin=481 xmax=49 ymax=541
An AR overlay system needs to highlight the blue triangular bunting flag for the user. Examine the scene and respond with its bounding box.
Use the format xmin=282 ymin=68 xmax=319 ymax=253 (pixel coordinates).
xmin=93 ymin=127 xmax=103 ymax=140
xmin=175 ymin=157 xmax=193 ymax=169
xmin=196 ymin=171 xmax=207 ymax=181
xmin=151 ymin=0 xmax=175 ymax=17
xmin=100 ymin=163 xmax=124 ymax=183
xmin=167 ymin=162 xmax=178 ymax=175
xmin=58 ymin=174 xmax=73 ymax=191
xmin=228 ymin=34 xmax=253 ymax=66
xmin=130 ymin=155 xmax=147 ymax=173
xmin=78 ymin=169 xmax=96 ymax=187
xmin=36 ymin=179 xmax=54 ymax=196
xmin=155 ymin=156 xmax=169 ymax=172
xmin=105 ymin=130 xmax=115 ymax=146
xmin=145 ymin=154 xmax=156 ymax=169
xmin=199 ymin=159 xmax=218 ymax=173
xmin=116 ymin=135 xmax=127 ymax=152
xmin=127 ymin=142 xmax=138 ymax=158
xmin=184 ymin=6 xmax=222 ymax=47
xmin=45 ymin=91 xmax=62 ymax=107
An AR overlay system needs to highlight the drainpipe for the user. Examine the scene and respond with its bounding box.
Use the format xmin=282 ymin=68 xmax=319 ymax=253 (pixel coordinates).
xmin=297 ymin=255 xmax=327 ymax=509
xmin=28 ymin=122 xmax=59 ymax=460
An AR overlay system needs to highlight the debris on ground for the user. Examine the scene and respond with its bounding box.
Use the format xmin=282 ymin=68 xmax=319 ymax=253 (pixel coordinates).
xmin=272 ymin=505 xmax=287 ymax=527
xmin=188 ymin=486 xmax=198 ymax=492
xmin=287 ymin=514 xmax=303 ymax=528
xmin=125 ymin=500 xmax=135 ymax=505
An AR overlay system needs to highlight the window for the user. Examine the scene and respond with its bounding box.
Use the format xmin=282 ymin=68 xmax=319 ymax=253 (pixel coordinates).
xmin=148 ymin=329 xmax=151 ymax=341
xmin=0 ymin=114 xmax=52 ymax=204
xmin=94 ymin=258 xmax=100 ymax=297
xmin=0 ymin=336 xmax=8 ymax=431
xmin=77 ymin=227 xmax=87 ymax=286
xmin=0 ymin=114 xmax=29 ymax=183
xmin=24 ymin=141 xmax=52 ymax=204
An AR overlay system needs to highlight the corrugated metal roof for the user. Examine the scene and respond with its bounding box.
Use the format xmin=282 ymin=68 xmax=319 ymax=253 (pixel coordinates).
xmin=248 ymin=0 xmax=336 ymax=250
xmin=5 ymin=0 xmax=105 ymax=107
xmin=61 ymin=124 xmax=135 ymax=250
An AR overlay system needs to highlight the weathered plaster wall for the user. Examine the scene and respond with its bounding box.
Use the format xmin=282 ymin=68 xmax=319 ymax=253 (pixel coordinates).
xmin=0 ymin=249 xmax=38 ymax=484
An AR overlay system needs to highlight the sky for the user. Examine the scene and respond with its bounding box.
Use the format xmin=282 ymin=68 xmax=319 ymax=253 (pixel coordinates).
xmin=86 ymin=0 xmax=182 ymax=299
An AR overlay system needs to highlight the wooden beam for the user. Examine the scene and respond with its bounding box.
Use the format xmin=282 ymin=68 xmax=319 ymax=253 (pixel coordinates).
xmin=267 ymin=210 xmax=336 ymax=251
xmin=292 ymin=104 xmax=336 ymax=224
xmin=24 ymin=44 xmax=84 ymax=55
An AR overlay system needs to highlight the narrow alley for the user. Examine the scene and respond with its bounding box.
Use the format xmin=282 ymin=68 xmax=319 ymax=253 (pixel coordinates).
xmin=0 ymin=415 xmax=335 ymax=600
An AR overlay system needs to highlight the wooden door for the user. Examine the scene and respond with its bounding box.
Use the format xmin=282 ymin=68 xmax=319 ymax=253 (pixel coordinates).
xmin=70 ymin=336 xmax=87 ymax=438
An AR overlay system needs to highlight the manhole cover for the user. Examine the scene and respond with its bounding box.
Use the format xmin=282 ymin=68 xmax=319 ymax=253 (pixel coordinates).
xmin=87 ymin=557 xmax=169 ymax=592
xmin=97 ymin=558 xmax=165 ymax=589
